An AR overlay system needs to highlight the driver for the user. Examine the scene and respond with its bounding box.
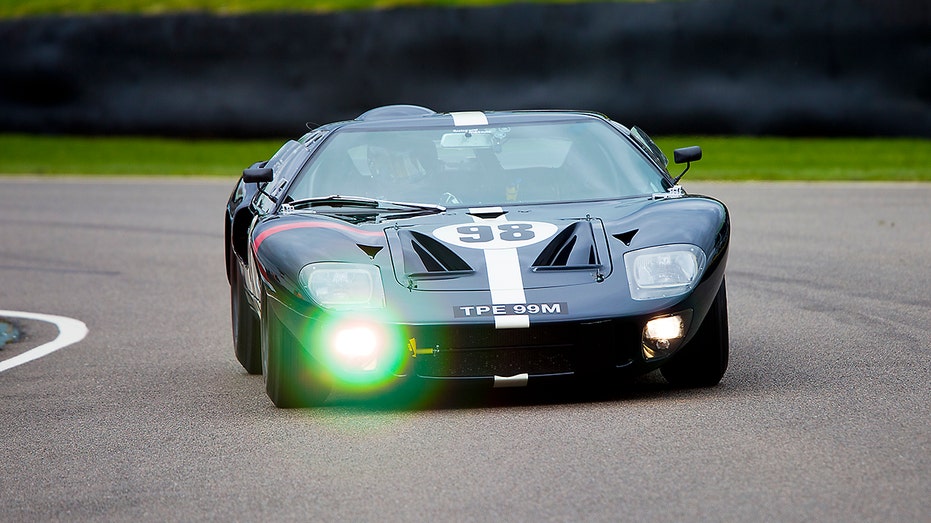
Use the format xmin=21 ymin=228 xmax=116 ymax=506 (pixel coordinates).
xmin=366 ymin=140 xmax=440 ymax=202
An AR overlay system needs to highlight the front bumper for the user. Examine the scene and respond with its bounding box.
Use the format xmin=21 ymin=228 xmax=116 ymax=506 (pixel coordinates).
xmin=269 ymin=254 xmax=726 ymax=389
xmin=401 ymin=318 xmax=643 ymax=382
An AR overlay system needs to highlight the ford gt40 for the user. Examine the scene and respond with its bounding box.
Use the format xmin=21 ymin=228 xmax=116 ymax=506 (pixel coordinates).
xmin=225 ymin=105 xmax=730 ymax=407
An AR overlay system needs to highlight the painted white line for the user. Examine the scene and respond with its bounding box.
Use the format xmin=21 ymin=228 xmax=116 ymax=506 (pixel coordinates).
xmin=0 ymin=310 xmax=88 ymax=373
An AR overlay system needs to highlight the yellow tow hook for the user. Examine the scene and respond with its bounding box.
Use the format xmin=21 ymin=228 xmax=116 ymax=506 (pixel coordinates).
xmin=407 ymin=338 xmax=437 ymax=357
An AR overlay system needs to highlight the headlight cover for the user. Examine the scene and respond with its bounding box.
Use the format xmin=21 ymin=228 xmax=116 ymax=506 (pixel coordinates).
xmin=624 ymin=244 xmax=706 ymax=300
xmin=299 ymin=263 xmax=385 ymax=310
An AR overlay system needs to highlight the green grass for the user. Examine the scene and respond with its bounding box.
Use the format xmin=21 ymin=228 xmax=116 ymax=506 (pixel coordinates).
xmin=1 ymin=134 xmax=928 ymax=180
xmin=655 ymin=136 xmax=931 ymax=182
xmin=0 ymin=0 xmax=652 ymax=18
xmin=0 ymin=134 xmax=282 ymax=176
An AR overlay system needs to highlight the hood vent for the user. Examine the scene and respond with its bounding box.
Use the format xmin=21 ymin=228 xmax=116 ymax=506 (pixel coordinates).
xmin=532 ymin=222 xmax=601 ymax=270
xmin=357 ymin=244 xmax=383 ymax=258
xmin=468 ymin=209 xmax=508 ymax=220
xmin=402 ymin=230 xmax=473 ymax=277
xmin=613 ymin=229 xmax=638 ymax=246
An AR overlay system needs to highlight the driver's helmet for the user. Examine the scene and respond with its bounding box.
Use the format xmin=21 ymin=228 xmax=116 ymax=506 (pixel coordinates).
xmin=366 ymin=141 xmax=435 ymax=182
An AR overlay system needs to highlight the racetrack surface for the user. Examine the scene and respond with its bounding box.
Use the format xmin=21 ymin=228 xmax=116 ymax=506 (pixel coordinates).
xmin=1 ymin=179 xmax=928 ymax=521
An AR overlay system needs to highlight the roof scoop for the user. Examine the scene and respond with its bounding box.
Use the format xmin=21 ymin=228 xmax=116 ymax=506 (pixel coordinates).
xmin=356 ymin=105 xmax=435 ymax=121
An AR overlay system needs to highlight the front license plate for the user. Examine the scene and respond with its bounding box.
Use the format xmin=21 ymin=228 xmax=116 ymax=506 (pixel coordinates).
xmin=453 ymin=302 xmax=568 ymax=318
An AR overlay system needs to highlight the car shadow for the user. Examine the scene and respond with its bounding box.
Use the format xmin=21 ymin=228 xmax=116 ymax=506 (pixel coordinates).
xmin=319 ymin=371 xmax=712 ymax=412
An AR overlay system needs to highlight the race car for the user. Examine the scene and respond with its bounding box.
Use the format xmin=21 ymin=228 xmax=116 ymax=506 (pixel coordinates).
xmin=225 ymin=105 xmax=730 ymax=407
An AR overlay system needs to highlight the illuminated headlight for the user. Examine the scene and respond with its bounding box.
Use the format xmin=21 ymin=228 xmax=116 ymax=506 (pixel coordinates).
xmin=331 ymin=323 xmax=381 ymax=371
xmin=645 ymin=315 xmax=685 ymax=341
xmin=624 ymin=244 xmax=706 ymax=301
xmin=313 ymin=315 xmax=405 ymax=388
xmin=333 ymin=326 xmax=378 ymax=358
xmin=642 ymin=311 xmax=692 ymax=360
xmin=300 ymin=263 xmax=385 ymax=309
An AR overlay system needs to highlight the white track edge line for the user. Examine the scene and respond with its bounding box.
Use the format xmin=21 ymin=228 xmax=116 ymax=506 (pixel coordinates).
xmin=0 ymin=310 xmax=88 ymax=373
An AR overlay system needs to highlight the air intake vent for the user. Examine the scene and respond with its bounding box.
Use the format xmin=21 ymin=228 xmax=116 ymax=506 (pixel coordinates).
xmin=357 ymin=244 xmax=383 ymax=258
xmin=613 ymin=229 xmax=638 ymax=246
xmin=403 ymin=230 xmax=473 ymax=276
xmin=468 ymin=209 xmax=508 ymax=220
xmin=533 ymin=222 xmax=600 ymax=269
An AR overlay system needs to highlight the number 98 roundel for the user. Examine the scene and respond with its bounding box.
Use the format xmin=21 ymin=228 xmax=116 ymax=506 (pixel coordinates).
xmin=432 ymin=221 xmax=558 ymax=250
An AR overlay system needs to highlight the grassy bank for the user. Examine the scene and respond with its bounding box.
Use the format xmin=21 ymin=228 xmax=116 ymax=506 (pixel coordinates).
xmin=0 ymin=134 xmax=928 ymax=181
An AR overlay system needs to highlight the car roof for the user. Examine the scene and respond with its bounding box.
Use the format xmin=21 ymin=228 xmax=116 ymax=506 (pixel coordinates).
xmin=315 ymin=105 xmax=628 ymax=133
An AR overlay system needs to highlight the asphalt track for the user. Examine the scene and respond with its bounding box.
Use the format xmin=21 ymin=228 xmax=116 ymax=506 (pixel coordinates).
xmin=1 ymin=178 xmax=928 ymax=521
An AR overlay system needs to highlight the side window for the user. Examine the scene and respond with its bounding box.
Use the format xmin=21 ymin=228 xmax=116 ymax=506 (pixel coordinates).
xmin=629 ymin=125 xmax=668 ymax=169
xmin=253 ymin=141 xmax=309 ymax=214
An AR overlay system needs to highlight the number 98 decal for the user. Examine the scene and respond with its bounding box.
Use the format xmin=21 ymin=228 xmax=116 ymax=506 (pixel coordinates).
xmin=433 ymin=221 xmax=558 ymax=250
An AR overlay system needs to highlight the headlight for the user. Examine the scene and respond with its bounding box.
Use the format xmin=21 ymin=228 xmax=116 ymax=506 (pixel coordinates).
xmin=624 ymin=244 xmax=706 ymax=300
xmin=299 ymin=263 xmax=385 ymax=309
xmin=331 ymin=322 xmax=382 ymax=371
xmin=641 ymin=311 xmax=693 ymax=360
xmin=645 ymin=315 xmax=686 ymax=341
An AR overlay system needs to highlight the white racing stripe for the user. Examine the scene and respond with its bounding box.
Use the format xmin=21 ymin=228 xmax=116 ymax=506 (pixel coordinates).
xmin=451 ymin=111 xmax=489 ymax=127
xmin=0 ymin=310 xmax=88 ymax=373
xmin=469 ymin=208 xmax=530 ymax=329
xmin=484 ymin=249 xmax=527 ymax=306
xmin=494 ymin=373 xmax=529 ymax=388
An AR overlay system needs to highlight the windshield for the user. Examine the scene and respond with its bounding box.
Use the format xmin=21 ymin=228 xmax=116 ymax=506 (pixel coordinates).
xmin=286 ymin=119 xmax=666 ymax=208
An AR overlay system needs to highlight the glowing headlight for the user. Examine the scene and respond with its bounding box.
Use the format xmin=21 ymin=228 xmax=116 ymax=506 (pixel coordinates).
xmin=624 ymin=244 xmax=706 ymax=300
xmin=312 ymin=315 xmax=405 ymax=389
xmin=642 ymin=311 xmax=692 ymax=360
xmin=333 ymin=326 xmax=379 ymax=359
xmin=645 ymin=315 xmax=685 ymax=341
xmin=331 ymin=324 xmax=380 ymax=372
xmin=300 ymin=263 xmax=385 ymax=309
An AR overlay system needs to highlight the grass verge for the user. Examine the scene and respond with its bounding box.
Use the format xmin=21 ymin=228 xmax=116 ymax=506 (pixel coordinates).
xmin=1 ymin=134 xmax=929 ymax=181
xmin=655 ymin=136 xmax=931 ymax=182
xmin=0 ymin=134 xmax=281 ymax=176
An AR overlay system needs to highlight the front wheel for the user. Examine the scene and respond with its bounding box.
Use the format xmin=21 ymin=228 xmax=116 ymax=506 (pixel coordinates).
xmin=231 ymin=268 xmax=262 ymax=374
xmin=661 ymin=278 xmax=729 ymax=387
xmin=261 ymin=293 xmax=331 ymax=408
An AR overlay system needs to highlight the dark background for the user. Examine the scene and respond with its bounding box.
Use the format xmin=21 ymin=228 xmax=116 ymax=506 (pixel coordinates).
xmin=0 ymin=0 xmax=928 ymax=138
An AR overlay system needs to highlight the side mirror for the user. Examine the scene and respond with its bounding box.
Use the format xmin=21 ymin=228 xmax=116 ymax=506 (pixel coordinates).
xmin=242 ymin=166 xmax=274 ymax=183
xmin=671 ymin=146 xmax=702 ymax=184
xmin=673 ymin=146 xmax=702 ymax=164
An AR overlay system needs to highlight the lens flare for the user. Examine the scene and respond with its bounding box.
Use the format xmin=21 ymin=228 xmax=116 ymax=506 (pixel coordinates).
xmin=307 ymin=311 xmax=406 ymax=391
xmin=333 ymin=326 xmax=378 ymax=359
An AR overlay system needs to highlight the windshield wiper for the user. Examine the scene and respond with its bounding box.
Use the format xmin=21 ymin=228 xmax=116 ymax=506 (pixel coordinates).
xmin=284 ymin=195 xmax=446 ymax=214
xmin=285 ymin=195 xmax=380 ymax=209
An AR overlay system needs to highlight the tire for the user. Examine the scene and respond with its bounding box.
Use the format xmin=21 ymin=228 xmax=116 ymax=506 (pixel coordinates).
xmin=231 ymin=269 xmax=262 ymax=374
xmin=661 ymin=278 xmax=729 ymax=387
xmin=261 ymin=293 xmax=331 ymax=408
